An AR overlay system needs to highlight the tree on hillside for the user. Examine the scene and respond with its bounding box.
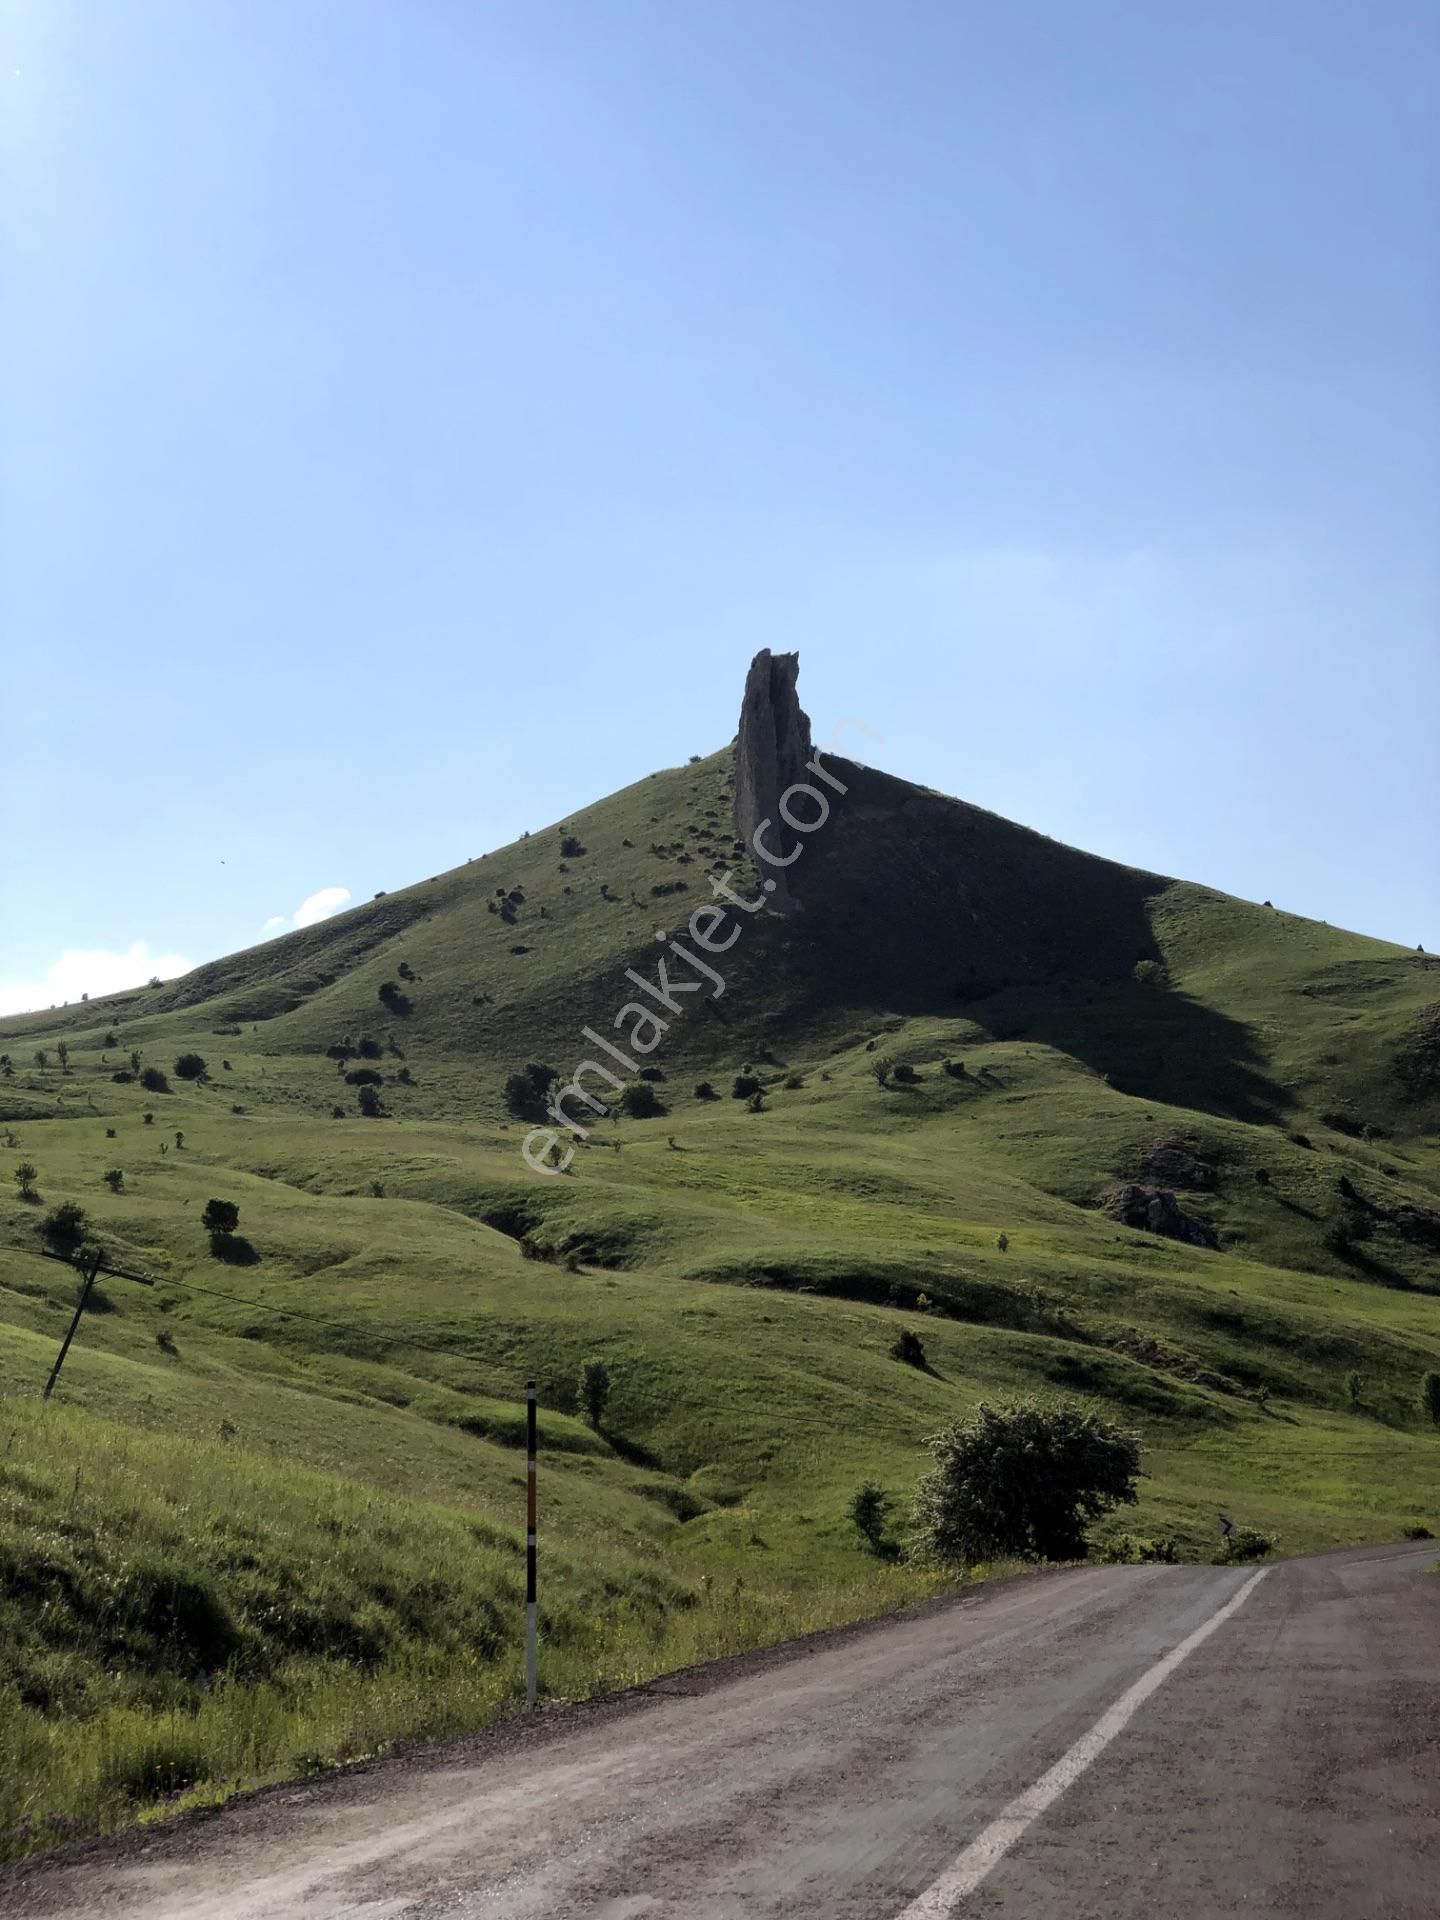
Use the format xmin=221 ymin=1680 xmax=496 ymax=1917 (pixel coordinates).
xmin=140 ymin=1067 xmax=170 ymax=1093
xmin=1420 ymin=1371 xmax=1440 ymax=1428
xmin=174 ymin=1052 xmax=208 ymax=1082
xmin=13 ymin=1161 xmax=38 ymax=1201
xmin=850 ymin=1481 xmax=894 ymax=1556
xmin=33 ymin=1050 xmax=48 ymax=1071
xmin=56 ymin=1041 xmax=70 ymax=1072
xmin=41 ymin=1202 xmax=89 ymax=1254
xmin=619 ymin=1081 xmax=664 ymax=1119
xmin=103 ymin=1169 xmax=124 ymax=1193
xmin=357 ymin=1084 xmax=385 ymax=1118
xmin=912 ymin=1398 xmax=1141 ymax=1566
xmin=202 ymin=1198 xmax=240 ymax=1256
xmin=578 ymin=1358 xmax=611 ymax=1428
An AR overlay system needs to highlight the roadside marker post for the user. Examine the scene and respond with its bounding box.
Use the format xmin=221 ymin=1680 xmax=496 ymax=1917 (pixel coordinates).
xmin=526 ymin=1379 xmax=538 ymax=1708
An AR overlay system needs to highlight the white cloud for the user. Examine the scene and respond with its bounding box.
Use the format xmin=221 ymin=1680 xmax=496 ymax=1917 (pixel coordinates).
xmin=0 ymin=942 xmax=193 ymax=1017
xmin=262 ymin=886 xmax=352 ymax=936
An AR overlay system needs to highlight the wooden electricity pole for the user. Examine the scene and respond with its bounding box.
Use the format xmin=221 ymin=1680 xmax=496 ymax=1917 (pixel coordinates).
xmin=39 ymin=1247 xmax=154 ymax=1401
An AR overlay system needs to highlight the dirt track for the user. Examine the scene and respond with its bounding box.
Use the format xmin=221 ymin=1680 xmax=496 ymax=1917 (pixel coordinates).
xmin=2 ymin=1543 xmax=1435 ymax=1918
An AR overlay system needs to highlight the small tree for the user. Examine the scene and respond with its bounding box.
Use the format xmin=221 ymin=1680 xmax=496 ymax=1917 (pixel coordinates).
xmin=731 ymin=1072 xmax=761 ymax=1100
xmin=996 ymin=1232 xmax=1009 ymax=1253
xmin=56 ymin=1041 xmax=70 ymax=1072
xmin=174 ymin=1131 xmax=185 ymax=1150
xmin=129 ymin=1051 xmax=142 ymax=1073
xmin=174 ymin=1052 xmax=208 ymax=1082
xmin=693 ymin=1080 xmax=718 ymax=1101
xmin=870 ymin=1055 xmax=893 ymax=1086
xmin=357 ymin=1084 xmax=385 ymax=1118
xmin=850 ymin=1480 xmax=893 ymax=1555
xmin=14 ymin=1161 xmax=38 ymax=1200
xmin=139 ymin=1067 xmax=170 ymax=1093
xmin=912 ymin=1398 xmax=1142 ymax=1565
xmin=619 ymin=1081 xmax=664 ymax=1119
xmin=1345 ymin=1369 xmax=1364 ymax=1409
xmin=891 ymin=1327 xmax=927 ymax=1369
xmin=40 ymin=1201 xmax=89 ymax=1252
xmin=1421 ymin=1371 xmax=1440 ymax=1428
xmin=202 ymin=1198 xmax=239 ymax=1255
xmin=579 ymin=1358 xmax=611 ymax=1428
xmin=33 ymin=1050 xmax=48 ymax=1071
xmin=103 ymin=1169 xmax=124 ymax=1193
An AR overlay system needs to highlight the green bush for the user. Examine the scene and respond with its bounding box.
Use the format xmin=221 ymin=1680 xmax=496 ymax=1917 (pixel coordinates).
xmin=174 ymin=1053 xmax=208 ymax=1082
xmin=619 ymin=1081 xmax=664 ymax=1119
xmin=1217 ymin=1526 xmax=1274 ymax=1563
xmin=849 ymin=1481 xmax=893 ymax=1556
xmin=912 ymin=1398 xmax=1141 ymax=1565
xmin=139 ymin=1067 xmax=169 ymax=1094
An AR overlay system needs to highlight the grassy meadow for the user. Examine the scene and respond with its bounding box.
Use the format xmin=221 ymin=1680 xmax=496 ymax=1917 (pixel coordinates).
xmin=2 ymin=748 xmax=1438 ymax=1854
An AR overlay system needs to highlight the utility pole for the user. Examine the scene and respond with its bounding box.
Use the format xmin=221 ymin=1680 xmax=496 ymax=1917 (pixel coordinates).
xmin=40 ymin=1247 xmax=153 ymax=1401
xmin=526 ymin=1378 xmax=538 ymax=1708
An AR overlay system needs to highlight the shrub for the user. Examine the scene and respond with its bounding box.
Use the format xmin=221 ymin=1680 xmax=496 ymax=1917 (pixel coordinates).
xmin=104 ymin=1031 xmax=118 ymax=1048
xmin=783 ymin=1072 xmax=805 ymax=1089
xmin=142 ymin=1111 xmax=155 ymax=1126
xmin=174 ymin=1053 xmax=208 ymax=1082
xmin=13 ymin=1161 xmax=38 ymax=1200
xmin=331 ymin=1104 xmax=346 ymax=1118
xmin=40 ymin=1201 xmax=89 ymax=1251
xmin=559 ymin=834 xmax=587 ymax=858
xmin=891 ymin=1327 xmax=927 ymax=1369
xmin=912 ymin=1398 xmax=1141 ymax=1565
xmin=111 ymin=1070 xmax=135 ymax=1084
xmin=1401 ymin=1523 xmax=1434 ymax=1541
xmin=1099 ymin=1532 xmax=1180 ymax=1564
xmin=578 ymin=1358 xmax=611 ymax=1427
xmin=746 ymin=1090 xmax=766 ymax=1113
xmin=1345 ymin=1369 xmax=1364 ymax=1408
xmin=345 ymin=1068 xmax=384 ymax=1087
xmin=1132 ymin=959 xmax=1169 ymax=988
xmin=139 ymin=1067 xmax=170 ymax=1094
xmin=356 ymin=1036 xmax=383 ymax=1060
xmin=996 ymin=1232 xmax=1009 ymax=1253
xmin=56 ymin=1041 xmax=70 ymax=1071
xmin=1420 ymin=1371 xmax=1440 ymax=1427
xmin=357 ymin=1084 xmax=385 ymax=1118
xmin=891 ymin=1062 xmax=916 ymax=1084
xmin=377 ymin=981 xmax=412 ymax=1016
xmin=693 ymin=1081 xmax=718 ymax=1100
xmin=619 ymin=1081 xmax=664 ymax=1119
xmin=396 ymin=1066 xmax=413 ymax=1085
xmin=105 ymin=1127 xmax=116 ymax=1138
xmin=849 ymin=1481 xmax=893 ymax=1556
xmin=731 ymin=1073 xmax=761 ymax=1100
xmin=1217 ymin=1526 xmax=1274 ymax=1563
xmin=103 ymin=1169 xmax=124 ymax=1193
xmin=33 ymin=1049 xmax=48 ymax=1070
xmin=370 ymin=1180 xmax=385 ymax=1198
xmin=870 ymin=1055 xmax=893 ymax=1086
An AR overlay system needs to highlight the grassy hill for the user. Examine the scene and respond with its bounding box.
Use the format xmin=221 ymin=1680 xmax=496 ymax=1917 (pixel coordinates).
xmin=3 ymin=744 xmax=1438 ymax=1856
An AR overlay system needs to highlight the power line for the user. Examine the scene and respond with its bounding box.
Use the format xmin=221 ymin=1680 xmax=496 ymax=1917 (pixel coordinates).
xmin=8 ymin=1242 xmax=513 ymax=1381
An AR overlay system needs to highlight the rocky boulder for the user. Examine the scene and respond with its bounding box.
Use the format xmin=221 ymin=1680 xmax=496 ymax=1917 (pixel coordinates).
xmin=1101 ymin=1184 xmax=1220 ymax=1250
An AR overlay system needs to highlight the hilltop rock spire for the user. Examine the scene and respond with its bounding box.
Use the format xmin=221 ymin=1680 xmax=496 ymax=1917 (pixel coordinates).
xmin=734 ymin=649 xmax=813 ymax=914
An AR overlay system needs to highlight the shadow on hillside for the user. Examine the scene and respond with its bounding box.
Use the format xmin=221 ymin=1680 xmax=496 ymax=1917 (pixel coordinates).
xmin=993 ymin=982 xmax=1292 ymax=1128
xmin=756 ymin=759 xmax=1292 ymax=1129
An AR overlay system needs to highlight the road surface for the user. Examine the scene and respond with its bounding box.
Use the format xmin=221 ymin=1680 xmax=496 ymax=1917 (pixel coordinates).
xmin=2 ymin=1543 xmax=1435 ymax=1919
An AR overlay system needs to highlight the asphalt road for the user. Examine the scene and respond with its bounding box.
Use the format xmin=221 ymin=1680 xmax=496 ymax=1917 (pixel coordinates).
xmin=3 ymin=1543 xmax=1435 ymax=1919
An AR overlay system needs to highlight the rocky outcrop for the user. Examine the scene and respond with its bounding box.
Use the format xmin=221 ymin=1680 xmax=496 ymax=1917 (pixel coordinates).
xmin=1100 ymin=1184 xmax=1219 ymax=1250
xmin=734 ymin=649 xmax=813 ymax=914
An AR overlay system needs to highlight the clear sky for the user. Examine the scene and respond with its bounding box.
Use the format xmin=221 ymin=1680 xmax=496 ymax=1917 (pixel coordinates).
xmin=2 ymin=0 xmax=1437 ymax=1013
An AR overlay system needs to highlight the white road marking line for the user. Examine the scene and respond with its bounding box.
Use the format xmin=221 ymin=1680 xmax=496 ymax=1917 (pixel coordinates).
xmin=895 ymin=1568 xmax=1269 ymax=1916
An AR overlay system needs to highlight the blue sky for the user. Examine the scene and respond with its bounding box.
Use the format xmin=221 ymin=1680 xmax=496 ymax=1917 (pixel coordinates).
xmin=2 ymin=0 xmax=1436 ymax=1012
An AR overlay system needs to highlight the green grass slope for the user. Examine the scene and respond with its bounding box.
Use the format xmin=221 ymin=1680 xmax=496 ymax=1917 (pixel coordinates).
xmin=2 ymin=745 xmax=1437 ymax=1854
